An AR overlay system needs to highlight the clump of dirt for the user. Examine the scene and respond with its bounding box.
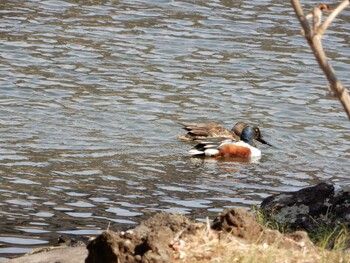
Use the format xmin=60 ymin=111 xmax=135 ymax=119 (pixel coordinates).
xmin=85 ymin=208 xmax=316 ymax=263
xmin=212 ymin=206 xmax=264 ymax=241
xmin=85 ymin=212 xmax=198 ymax=263
xmin=212 ymin=208 xmax=315 ymax=250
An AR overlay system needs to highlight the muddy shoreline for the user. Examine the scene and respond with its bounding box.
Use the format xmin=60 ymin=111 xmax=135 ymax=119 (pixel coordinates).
xmin=5 ymin=183 xmax=349 ymax=263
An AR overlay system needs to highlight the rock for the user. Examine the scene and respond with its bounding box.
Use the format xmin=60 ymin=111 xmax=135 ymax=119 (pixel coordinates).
xmin=260 ymin=183 xmax=350 ymax=231
xmin=5 ymin=246 xmax=87 ymax=263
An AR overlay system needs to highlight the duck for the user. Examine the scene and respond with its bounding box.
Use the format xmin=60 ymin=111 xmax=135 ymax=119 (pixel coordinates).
xmin=177 ymin=121 xmax=248 ymax=141
xmin=188 ymin=126 xmax=269 ymax=159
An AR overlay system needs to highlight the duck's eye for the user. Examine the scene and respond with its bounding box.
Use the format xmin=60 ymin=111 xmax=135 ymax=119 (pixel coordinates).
xmin=255 ymin=128 xmax=259 ymax=133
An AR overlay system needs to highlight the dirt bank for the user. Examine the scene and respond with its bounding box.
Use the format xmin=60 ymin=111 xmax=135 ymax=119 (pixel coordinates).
xmin=8 ymin=207 xmax=345 ymax=263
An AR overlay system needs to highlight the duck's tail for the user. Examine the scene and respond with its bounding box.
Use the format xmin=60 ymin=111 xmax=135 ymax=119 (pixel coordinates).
xmin=188 ymin=148 xmax=219 ymax=156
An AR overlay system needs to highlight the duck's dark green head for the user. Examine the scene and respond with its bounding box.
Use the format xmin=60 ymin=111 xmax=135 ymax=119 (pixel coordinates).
xmin=240 ymin=126 xmax=272 ymax=147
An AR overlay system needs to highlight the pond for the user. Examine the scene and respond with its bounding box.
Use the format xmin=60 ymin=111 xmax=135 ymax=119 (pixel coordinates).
xmin=0 ymin=0 xmax=349 ymax=258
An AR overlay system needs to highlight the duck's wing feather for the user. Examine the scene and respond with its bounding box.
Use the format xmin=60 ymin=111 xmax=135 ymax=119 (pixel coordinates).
xmin=191 ymin=138 xmax=235 ymax=151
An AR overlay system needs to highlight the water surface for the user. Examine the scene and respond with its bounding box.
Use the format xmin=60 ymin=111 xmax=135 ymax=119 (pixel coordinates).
xmin=0 ymin=0 xmax=349 ymax=258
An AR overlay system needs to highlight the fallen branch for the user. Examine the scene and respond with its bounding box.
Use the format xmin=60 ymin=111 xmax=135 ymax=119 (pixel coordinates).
xmin=290 ymin=0 xmax=350 ymax=120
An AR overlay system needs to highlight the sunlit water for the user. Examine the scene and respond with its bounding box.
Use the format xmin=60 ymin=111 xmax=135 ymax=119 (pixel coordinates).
xmin=0 ymin=0 xmax=349 ymax=258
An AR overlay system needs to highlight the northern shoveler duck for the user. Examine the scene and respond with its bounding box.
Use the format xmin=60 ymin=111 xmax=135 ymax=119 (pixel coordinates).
xmin=178 ymin=121 xmax=248 ymax=141
xmin=188 ymin=126 xmax=269 ymax=159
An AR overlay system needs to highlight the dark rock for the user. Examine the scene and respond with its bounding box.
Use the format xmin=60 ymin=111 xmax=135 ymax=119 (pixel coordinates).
xmin=332 ymin=186 xmax=350 ymax=221
xmin=260 ymin=183 xmax=350 ymax=231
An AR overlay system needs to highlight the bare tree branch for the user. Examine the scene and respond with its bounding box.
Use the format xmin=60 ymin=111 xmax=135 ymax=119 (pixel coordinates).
xmin=318 ymin=0 xmax=349 ymax=36
xmin=291 ymin=0 xmax=311 ymax=36
xmin=291 ymin=0 xmax=350 ymax=120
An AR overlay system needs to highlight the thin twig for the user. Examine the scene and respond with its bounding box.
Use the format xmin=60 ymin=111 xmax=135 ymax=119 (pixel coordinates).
xmin=291 ymin=0 xmax=311 ymax=36
xmin=290 ymin=0 xmax=350 ymax=120
xmin=318 ymin=0 xmax=349 ymax=36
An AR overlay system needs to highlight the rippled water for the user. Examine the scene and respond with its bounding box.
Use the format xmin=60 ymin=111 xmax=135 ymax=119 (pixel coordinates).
xmin=0 ymin=0 xmax=349 ymax=258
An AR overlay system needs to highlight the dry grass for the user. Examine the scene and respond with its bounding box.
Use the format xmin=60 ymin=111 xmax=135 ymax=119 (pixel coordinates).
xmin=171 ymin=219 xmax=350 ymax=263
xmin=253 ymin=206 xmax=350 ymax=250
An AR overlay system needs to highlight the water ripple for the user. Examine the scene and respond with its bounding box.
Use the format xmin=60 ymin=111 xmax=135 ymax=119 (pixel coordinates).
xmin=0 ymin=0 xmax=349 ymax=258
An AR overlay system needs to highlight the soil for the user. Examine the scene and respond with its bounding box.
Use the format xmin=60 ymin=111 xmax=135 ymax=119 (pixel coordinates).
xmin=6 ymin=208 xmax=318 ymax=263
